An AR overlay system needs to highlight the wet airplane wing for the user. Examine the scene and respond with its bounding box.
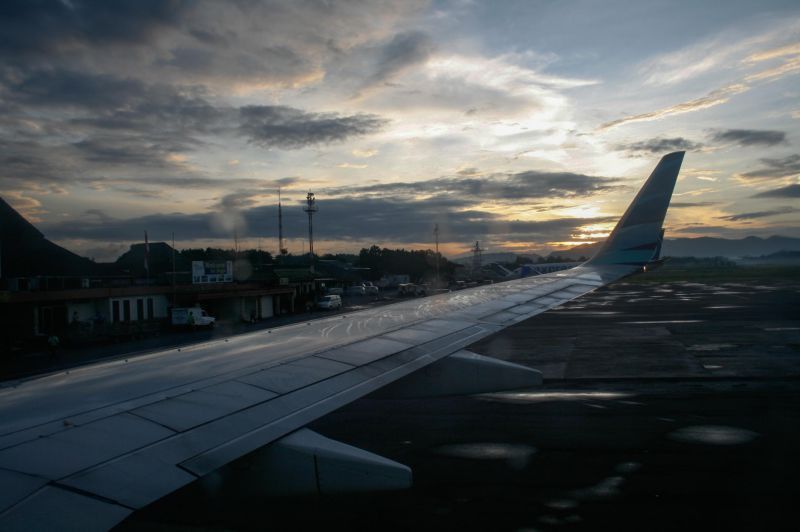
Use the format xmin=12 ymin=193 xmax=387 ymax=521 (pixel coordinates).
xmin=0 ymin=152 xmax=684 ymax=530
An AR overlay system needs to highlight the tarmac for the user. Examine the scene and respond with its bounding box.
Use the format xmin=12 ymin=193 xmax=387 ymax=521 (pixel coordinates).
xmin=118 ymin=276 xmax=800 ymax=531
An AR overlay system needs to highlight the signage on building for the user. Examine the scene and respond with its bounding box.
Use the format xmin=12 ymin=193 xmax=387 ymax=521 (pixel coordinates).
xmin=192 ymin=261 xmax=233 ymax=284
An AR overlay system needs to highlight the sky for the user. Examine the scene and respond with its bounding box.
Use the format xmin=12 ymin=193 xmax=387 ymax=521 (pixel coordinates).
xmin=1 ymin=0 xmax=799 ymax=261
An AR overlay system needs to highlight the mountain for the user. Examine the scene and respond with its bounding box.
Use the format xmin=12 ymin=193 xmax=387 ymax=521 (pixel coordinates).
xmin=555 ymin=236 xmax=800 ymax=260
xmin=0 ymin=197 xmax=107 ymax=277
xmin=662 ymin=236 xmax=800 ymax=257
xmin=115 ymin=242 xmax=189 ymax=276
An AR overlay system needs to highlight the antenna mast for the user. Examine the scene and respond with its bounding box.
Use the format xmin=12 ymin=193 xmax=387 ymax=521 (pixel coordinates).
xmin=434 ymin=223 xmax=440 ymax=288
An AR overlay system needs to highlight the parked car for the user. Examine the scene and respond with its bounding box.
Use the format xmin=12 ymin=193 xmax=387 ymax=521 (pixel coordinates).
xmin=326 ymin=287 xmax=344 ymax=295
xmin=345 ymin=285 xmax=366 ymax=296
xmin=397 ymin=283 xmax=427 ymax=296
xmin=317 ymin=295 xmax=342 ymax=310
xmin=363 ymin=282 xmax=379 ymax=295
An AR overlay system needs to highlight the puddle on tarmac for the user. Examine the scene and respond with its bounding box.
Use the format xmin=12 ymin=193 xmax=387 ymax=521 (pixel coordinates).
xmin=614 ymin=462 xmax=641 ymax=474
xmin=623 ymin=320 xmax=703 ymax=325
xmin=687 ymin=343 xmax=736 ymax=351
xmin=545 ymin=499 xmax=579 ymax=510
xmin=480 ymin=391 xmax=631 ymax=404
xmin=668 ymin=425 xmax=760 ymax=445
xmin=433 ymin=443 xmax=536 ymax=470
xmin=572 ymin=476 xmax=625 ymax=499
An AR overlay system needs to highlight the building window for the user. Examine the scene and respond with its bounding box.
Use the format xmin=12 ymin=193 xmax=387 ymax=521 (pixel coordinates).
xmin=136 ymin=299 xmax=144 ymax=321
xmin=146 ymin=298 xmax=154 ymax=320
xmin=112 ymin=300 xmax=120 ymax=323
xmin=123 ymin=300 xmax=131 ymax=322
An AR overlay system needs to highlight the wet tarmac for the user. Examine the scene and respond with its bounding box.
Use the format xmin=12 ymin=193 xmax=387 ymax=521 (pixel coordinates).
xmin=121 ymin=279 xmax=800 ymax=531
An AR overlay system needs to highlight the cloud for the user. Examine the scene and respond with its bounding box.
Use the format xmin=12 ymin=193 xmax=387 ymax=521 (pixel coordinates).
xmin=0 ymin=1 xmax=428 ymax=89
xmin=40 ymin=195 xmax=612 ymax=247
xmin=617 ymin=137 xmax=703 ymax=154
xmin=0 ymin=0 xmax=188 ymax=57
xmin=324 ymin=169 xmax=621 ymax=203
xmin=710 ymin=129 xmax=787 ymax=147
xmin=238 ymin=106 xmax=386 ymax=149
xmin=743 ymin=42 xmax=800 ymax=64
xmin=752 ymin=184 xmax=800 ymax=198
xmin=598 ymin=84 xmax=749 ymax=131
xmin=739 ymin=154 xmax=800 ymax=180
xmin=717 ymin=206 xmax=799 ymax=222
xmin=670 ymin=202 xmax=720 ymax=208
xmin=360 ymin=31 xmax=434 ymax=91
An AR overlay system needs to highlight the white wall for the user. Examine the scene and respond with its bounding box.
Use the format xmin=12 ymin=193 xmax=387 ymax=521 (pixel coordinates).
xmin=108 ymin=294 xmax=169 ymax=322
xmin=260 ymin=295 xmax=274 ymax=319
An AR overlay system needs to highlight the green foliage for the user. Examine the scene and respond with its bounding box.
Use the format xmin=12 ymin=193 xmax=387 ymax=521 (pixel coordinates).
xmin=356 ymin=245 xmax=457 ymax=283
xmin=320 ymin=253 xmax=359 ymax=264
xmin=179 ymin=247 xmax=273 ymax=264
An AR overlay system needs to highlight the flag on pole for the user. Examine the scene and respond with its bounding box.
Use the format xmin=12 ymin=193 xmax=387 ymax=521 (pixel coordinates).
xmin=144 ymin=230 xmax=150 ymax=276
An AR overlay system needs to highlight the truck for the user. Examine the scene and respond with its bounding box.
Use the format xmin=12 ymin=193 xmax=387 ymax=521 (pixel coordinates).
xmin=171 ymin=307 xmax=216 ymax=328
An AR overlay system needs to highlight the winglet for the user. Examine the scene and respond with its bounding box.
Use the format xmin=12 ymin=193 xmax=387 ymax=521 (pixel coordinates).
xmin=588 ymin=151 xmax=684 ymax=267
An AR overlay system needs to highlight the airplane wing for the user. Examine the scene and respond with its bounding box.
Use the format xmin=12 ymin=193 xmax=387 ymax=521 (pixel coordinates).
xmin=0 ymin=152 xmax=684 ymax=531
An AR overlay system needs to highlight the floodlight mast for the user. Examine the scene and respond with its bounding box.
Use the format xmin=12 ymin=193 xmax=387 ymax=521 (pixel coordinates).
xmin=278 ymin=189 xmax=287 ymax=256
xmin=434 ymin=223 xmax=440 ymax=288
xmin=304 ymin=192 xmax=318 ymax=272
xmin=472 ymin=240 xmax=483 ymax=279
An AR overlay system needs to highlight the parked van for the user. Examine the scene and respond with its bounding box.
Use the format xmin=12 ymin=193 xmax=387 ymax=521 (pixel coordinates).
xmin=317 ymin=295 xmax=342 ymax=310
xmin=171 ymin=307 xmax=216 ymax=327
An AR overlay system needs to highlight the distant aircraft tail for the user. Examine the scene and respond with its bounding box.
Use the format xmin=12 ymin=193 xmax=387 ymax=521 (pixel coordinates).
xmin=588 ymin=151 xmax=684 ymax=267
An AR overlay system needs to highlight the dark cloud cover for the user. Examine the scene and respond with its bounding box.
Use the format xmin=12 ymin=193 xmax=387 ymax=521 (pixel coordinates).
xmin=0 ymin=1 xmax=415 ymax=195
xmin=40 ymin=195 xmax=613 ymax=247
xmin=361 ymin=31 xmax=433 ymax=90
xmin=325 ymin=170 xmax=621 ymax=201
xmin=717 ymin=206 xmax=798 ymax=222
xmin=617 ymin=137 xmax=703 ymax=154
xmin=740 ymin=154 xmax=800 ymax=180
xmin=0 ymin=0 xmax=187 ymax=57
xmin=239 ymin=106 xmax=386 ymax=149
xmin=711 ymin=129 xmax=787 ymax=147
xmin=752 ymin=184 xmax=800 ymax=198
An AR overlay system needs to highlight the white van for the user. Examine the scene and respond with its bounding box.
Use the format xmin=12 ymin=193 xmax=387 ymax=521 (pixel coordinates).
xmin=171 ymin=307 xmax=216 ymax=327
xmin=317 ymin=295 xmax=342 ymax=310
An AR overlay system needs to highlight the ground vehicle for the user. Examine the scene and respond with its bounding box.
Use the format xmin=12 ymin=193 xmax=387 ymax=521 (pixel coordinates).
xmin=326 ymin=287 xmax=344 ymax=295
xmin=398 ymin=283 xmax=426 ymax=296
xmin=317 ymin=295 xmax=342 ymax=310
xmin=346 ymin=285 xmax=366 ymax=296
xmin=171 ymin=307 xmax=216 ymax=327
xmin=363 ymin=282 xmax=379 ymax=295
